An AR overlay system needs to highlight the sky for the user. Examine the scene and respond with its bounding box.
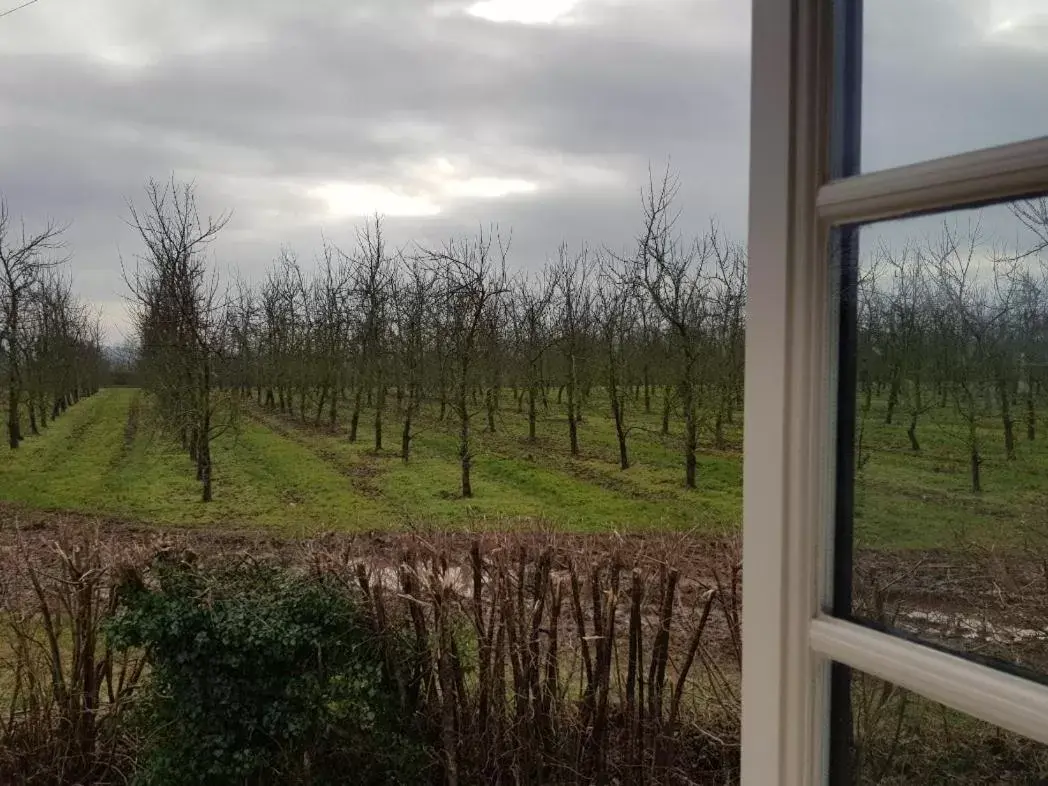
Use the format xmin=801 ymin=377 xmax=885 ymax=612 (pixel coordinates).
xmin=0 ymin=0 xmax=1046 ymax=341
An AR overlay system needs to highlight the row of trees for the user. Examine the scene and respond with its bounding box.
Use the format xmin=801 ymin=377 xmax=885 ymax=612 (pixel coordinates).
xmin=229 ymin=173 xmax=745 ymax=499
xmin=129 ymin=173 xmax=747 ymax=501
xmin=0 ymin=200 xmax=105 ymax=449
xmin=21 ymin=173 xmax=1047 ymax=506
xmin=857 ymin=200 xmax=1048 ymax=492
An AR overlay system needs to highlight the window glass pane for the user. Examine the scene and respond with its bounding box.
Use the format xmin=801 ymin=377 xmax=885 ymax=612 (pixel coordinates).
xmin=862 ymin=1 xmax=1048 ymax=172
xmin=835 ymin=664 xmax=1048 ymax=784
xmin=839 ymin=196 xmax=1048 ymax=678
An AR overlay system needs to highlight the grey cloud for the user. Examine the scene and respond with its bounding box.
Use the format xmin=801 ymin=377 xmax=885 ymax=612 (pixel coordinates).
xmin=0 ymin=0 xmax=1044 ymax=340
xmin=862 ymin=0 xmax=1048 ymax=170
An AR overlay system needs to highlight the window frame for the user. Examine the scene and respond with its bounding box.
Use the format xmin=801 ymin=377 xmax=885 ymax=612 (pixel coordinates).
xmin=742 ymin=1 xmax=1048 ymax=784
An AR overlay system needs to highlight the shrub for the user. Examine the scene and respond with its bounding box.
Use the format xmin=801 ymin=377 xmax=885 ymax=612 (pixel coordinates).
xmin=0 ymin=529 xmax=146 ymax=785
xmin=106 ymin=560 xmax=427 ymax=786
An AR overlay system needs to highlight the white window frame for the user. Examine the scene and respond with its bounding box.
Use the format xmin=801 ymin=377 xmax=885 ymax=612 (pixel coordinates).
xmin=742 ymin=2 xmax=1048 ymax=785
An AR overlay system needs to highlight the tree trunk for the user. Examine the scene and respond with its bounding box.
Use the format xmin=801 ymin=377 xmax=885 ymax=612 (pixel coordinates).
xmin=885 ymin=364 xmax=902 ymax=425
xmin=459 ymin=365 xmax=472 ymax=499
xmin=643 ymin=365 xmax=651 ymax=413
xmin=199 ymin=359 xmax=214 ymax=501
xmin=401 ymin=383 xmax=414 ymax=462
xmin=998 ymin=377 xmax=1016 ymax=460
xmin=28 ymin=406 xmax=38 ymax=436
xmin=567 ymin=393 xmax=579 ymax=456
xmin=375 ymin=382 xmax=385 ymax=451
xmin=349 ymin=386 xmax=363 ymax=442
xmin=329 ymin=385 xmax=338 ymax=429
xmin=907 ymin=379 xmax=923 ymax=452
xmin=7 ymin=377 xmax=20 ymax=449
xmin=612 ymin=399 xmax=629 ymax=470
xmin=486 ymin=387 xmax=497 ymax=433
xmin=314 ymin=387 xmax=327 ymax=426
xmin=967 ymin=404 xmax=981 ymax=493
xmin=567 ymin=354 xmax=579 ymax=456
xmin=1026 ymin=377 xmax=1036 ymax=441
xmin=684 ymin=386 xmax=697 ymax=490
xmin=661 ymin=386 xmax=672 ymax=436
xmin=907 ymin=412 xmax=920 ymax=452
xmin=401 ymin=410 xmax=413 ymax=462
xmin=528 ymin=383 xmax=537 ymax=442
xmin=200 ymin=437 xmax=212 ymax=502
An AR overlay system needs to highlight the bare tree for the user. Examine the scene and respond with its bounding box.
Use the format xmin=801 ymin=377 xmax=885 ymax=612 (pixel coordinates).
xmin=126 ymin=177 xmax=234 ymax=501
xmin=596 ymin=254 xmax=635 ymax=469
xmin=510 ymin=269 xmax=556 ymax=442
xmin=705 ymin=229 xmax=746 ymax=449
xmin=0 ymin=198 xmax=66 ymax=448
xmin=632 ymin=168 xmax=711 ymax=489
xmin=352 ymin=216 xmax=394 ymax=451
xmin=554 ymin=245 xmax=591 ymax=457
xmin=393 ymin=254 xmax=436 ymax=461
xmin=927 ymin=219 xmax=1004 ymax=492
xmin=426 ymin=231 xmax=506 ymax=498
xmin=1012 ymin=198 xmax=1048 ymax=257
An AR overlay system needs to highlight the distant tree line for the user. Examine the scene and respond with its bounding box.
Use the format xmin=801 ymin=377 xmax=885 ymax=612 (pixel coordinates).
xmin=0 ymin=198 xmax=105 ymax=449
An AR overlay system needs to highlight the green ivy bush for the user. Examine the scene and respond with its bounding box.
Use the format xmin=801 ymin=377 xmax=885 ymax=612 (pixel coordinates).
xmin=107 ymin=561 xmax=427 ymax=786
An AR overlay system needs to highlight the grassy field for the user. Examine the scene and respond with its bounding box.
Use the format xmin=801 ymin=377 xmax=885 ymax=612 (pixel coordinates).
xmin=0 ymin=387 xmax=742 ymax=535
xmin=2 ymin=386 xmax=1046 ymax=547
xmin=855 ymin=398 xmax=1048 ymax=550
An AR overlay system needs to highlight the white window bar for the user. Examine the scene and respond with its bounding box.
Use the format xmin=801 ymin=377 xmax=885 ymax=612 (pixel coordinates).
xmin=816 ymin=135 xmax=1048 ymax=226
xmin=810 ymin=616 xmax=1048 ymax=748
xmin=742 ymin=0 xmax=833 ymax=783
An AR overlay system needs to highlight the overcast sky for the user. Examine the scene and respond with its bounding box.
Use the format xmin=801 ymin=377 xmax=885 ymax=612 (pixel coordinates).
xmin=1 ymin=0 xmax=1046 ymax=341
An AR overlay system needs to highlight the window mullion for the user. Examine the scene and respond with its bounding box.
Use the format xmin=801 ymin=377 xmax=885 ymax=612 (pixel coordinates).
xmin=811 ymin=616 xmax=1048 ymax=746
xmin=817 ymin=135 xmax=1048 ymax=225
xmin=742 ymin=0 xmax=834 ymax=783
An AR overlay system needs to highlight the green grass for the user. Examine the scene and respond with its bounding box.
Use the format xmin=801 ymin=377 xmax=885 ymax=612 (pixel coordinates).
xmin=0 ymin=387 xmax=741 ymax=535
xmin=4 ymin=385 xmax=1046 ymax=547
xmin=245 ymin=391 xmax=742 ymax=533
xmin=856 ymin=397 xmax=1048 ymax=549
xmin=0 ymin=389 xmax=388 ymax=533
